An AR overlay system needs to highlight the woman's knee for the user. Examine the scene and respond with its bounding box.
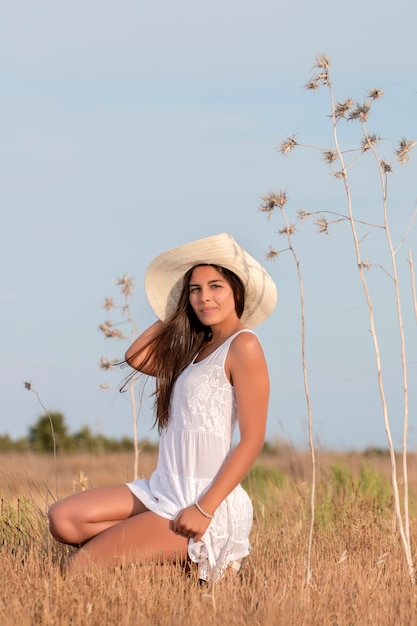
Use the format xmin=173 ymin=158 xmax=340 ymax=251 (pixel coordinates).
xmin=48 ymin=500 xmax=75 ymax=543
xmin=48 ymin=500 xmax=63 ymax=540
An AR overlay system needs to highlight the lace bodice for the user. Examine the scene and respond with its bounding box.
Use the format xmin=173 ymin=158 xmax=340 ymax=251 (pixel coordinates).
xmin=167 ymin=339 xmax=239 ymax=436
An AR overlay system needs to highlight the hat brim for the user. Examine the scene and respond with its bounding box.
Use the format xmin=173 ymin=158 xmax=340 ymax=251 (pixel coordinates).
xmin=145 ymin=233 xmax=277 ymax=329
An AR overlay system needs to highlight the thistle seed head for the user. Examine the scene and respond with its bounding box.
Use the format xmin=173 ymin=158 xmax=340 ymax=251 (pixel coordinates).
xmin=334 ymin=98 xmax=354 ymax=119
xmin=99 ymin=320 xmax=112 ymax=333
xmin=297 ymin=209 xmax=311 ymax=223
xmin=347 ymin=101 xmax=371 ymax=122
xmin=314 ymin=54 xmax=330 ymax=69
xmin=305 ymin=80 xmax=320 ymax=91
xmin=322 ymin=150 xmax=338 ymax=165
xmin=100 ymin=357 xmax=118 ymax=370
xmin=103 ymin=297 xmax=114 ymax=311
xmin=265 ymin=246 xmax=279 ymax=260
xmin=279 ymin=224 xmax=296 ymax=236
xmin=315 ymin=216 xmax=329 ymax=235
xmin=110 ymin=329 xmax=125 ymax=339
xmin=359 ymin=261 xmax=372 ymax=271
xmin=367 ymin=88 xmax=384 ymax=101
xmin=99 ymin=321 xmax=125 ymax=339
xmin=279 ymin=135 xmax=298 ymax=156
xmin=380 ymin=160 xmax=393 ymax=173
xmin=395 ymin=137 xmax=416 ymax=164
xmin=360 ymin=133 xmax=381 ymax=152
xmin=117 ymin=275 xmax=134 ymax=297
xmin=259 ymin=191 xmax=287 ymax=217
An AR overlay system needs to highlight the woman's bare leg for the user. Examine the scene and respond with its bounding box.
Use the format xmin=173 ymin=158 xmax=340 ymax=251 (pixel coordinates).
xmin=65 ymin=511 xmax=189 ymax=573
xmin=48 ymin=484 xmax=149 ymax=545
xmin=49 ymin=485 xmax=189 ymax=573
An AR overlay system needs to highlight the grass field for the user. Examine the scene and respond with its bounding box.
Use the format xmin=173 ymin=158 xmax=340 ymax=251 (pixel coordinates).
xmin=1 ymin=448 xmax=417 ymax=625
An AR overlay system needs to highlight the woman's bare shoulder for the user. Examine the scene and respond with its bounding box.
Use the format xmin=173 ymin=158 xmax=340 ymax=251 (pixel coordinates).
xmin=226 ymin=330 xmax=268 ymax=387
xmin=229 ymin=330 xmax=264 ymax=359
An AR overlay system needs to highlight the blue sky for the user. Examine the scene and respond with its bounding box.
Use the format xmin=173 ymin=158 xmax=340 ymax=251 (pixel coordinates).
xmin=1 ymin=0 xmax=416 ymax=451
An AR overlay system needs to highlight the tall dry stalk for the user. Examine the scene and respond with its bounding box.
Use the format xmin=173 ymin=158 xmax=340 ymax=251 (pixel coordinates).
xmin=409 ymin=250 xmax=417 ymax=323
xmin=99 ymin=275 xmax=141 ymax=479
xmin=23 ymin=382 xmax=59 ymax=499
xmin=259 ymin=194 xmax=316 ymax=590
xmin=265 ymin=54 xmax=416 ymax=583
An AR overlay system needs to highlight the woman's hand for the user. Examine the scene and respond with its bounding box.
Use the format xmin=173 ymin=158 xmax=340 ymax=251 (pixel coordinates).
xmin=170 ymin=505 xmax=212 ymax=542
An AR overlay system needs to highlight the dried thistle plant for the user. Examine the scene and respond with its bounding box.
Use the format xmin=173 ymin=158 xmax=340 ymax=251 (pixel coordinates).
xmin=259 ymin=54 xmax=416 ymax=588
xmin=100 ymin=276 xmax=141 ymax=479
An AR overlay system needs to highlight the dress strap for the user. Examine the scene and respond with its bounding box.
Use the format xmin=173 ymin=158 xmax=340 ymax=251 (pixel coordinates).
xmin=216 ymin=329 xmax=256 ymax=367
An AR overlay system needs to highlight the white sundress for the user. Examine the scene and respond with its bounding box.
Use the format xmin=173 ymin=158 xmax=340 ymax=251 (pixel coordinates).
xmin=126 ymin=329 xmax=255 ymax=582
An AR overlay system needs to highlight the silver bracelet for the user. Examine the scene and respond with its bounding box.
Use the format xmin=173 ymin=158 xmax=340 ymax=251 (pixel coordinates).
xmin=195 ymin=501 xmax=215 ymax=519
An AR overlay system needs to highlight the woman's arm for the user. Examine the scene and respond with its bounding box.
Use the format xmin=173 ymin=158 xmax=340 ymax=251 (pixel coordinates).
xmin=198 ymin=332 xmax=269 ymax=510
xmin=124 ymin=320 xmax=165 ymax=375
xmin=171 ymin=332 xmax=269 ymax=541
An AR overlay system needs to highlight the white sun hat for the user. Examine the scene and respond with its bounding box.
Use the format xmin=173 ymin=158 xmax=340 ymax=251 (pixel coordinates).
xmin=145 ymin=233 xmax=277 ymax=328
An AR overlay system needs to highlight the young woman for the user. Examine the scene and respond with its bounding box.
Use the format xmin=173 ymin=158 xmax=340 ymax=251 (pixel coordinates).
xmin=48 ymin=233 xmax=277 ymax=582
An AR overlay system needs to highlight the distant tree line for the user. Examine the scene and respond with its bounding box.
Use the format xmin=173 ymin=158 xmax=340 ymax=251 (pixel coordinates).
xmin=0 ymin=414 xmax=390 ymax=456
xmin=0 ymin=412 xmax=159 ymax=454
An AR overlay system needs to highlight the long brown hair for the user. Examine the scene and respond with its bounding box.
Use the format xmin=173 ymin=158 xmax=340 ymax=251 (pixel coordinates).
xmin=126 ymin=264 xmax=245 ymax=432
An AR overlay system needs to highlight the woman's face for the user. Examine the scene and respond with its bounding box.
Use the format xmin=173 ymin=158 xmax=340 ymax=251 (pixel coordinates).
xmin=188 ymin=265 xmax=238 ymax=327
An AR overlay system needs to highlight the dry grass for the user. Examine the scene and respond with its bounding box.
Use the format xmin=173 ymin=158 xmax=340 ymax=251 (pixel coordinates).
xmin=2 ymin=449 xmax=417 ymax=625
